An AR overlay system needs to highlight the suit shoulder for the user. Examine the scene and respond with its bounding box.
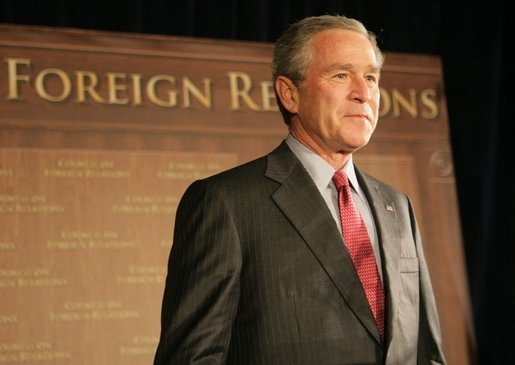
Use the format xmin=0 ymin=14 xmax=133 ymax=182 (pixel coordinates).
xmin=208 ymin=155 xmax=268 ymax=184
xmin=360 ymin=171 xmax=404 ymax=195
xmin=358 ymin=170 xmax=413 ymax=209
xmin=183 ymin=154 xmax=270 ymax=199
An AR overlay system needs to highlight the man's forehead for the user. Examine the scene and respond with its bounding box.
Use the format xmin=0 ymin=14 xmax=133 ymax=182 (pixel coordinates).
xmin=309 ymin=34 xmax=381 ymax=69
xmin=310 ymin=29 xmax=375 ymax=53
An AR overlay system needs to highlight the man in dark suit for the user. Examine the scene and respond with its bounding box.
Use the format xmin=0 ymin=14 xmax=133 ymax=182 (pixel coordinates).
xmin=154 ymin=15 xmax=446 ymax=364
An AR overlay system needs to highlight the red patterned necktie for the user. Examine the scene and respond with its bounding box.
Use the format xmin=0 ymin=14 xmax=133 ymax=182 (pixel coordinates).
xmin=332 ymin=170 xmax=385 ymax=339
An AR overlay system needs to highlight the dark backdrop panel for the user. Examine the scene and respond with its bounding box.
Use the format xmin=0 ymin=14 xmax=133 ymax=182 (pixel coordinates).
xmin=1 ymin=1 xmax=514 ymax=363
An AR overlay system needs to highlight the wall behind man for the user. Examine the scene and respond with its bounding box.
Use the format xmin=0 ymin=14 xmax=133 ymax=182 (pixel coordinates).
xmin=1 ymin=0 xmax=513 ymax=363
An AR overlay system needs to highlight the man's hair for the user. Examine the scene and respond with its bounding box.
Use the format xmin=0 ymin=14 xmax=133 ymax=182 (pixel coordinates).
xmin=272 ymin=15 xmax=384 ymax=125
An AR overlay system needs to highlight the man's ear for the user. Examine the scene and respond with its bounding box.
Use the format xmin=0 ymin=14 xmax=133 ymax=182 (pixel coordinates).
xmin=275 ymin=76 xmax=299 ymax=114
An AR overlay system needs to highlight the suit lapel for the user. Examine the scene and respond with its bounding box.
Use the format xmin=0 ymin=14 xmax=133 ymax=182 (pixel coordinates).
xmin=356 ymin=169 xmax=401 ymax=349
xmin=265 ymin=143 xmax=383 ymax=345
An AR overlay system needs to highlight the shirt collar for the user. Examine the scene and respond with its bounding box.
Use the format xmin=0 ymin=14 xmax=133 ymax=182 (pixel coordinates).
xmin=285 ymin=134 xmax=364 ymax=196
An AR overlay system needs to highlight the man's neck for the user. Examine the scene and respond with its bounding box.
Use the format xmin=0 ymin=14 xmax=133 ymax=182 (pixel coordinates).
xmin=289 ymin=128 xmax=352 ymax=170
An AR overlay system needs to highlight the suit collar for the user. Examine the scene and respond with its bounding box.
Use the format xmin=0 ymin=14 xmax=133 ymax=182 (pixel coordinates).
xmin=264 ymin=141 xmax=297 ymax=183
xmin=266 ymin=142 xmax=384 ymax=345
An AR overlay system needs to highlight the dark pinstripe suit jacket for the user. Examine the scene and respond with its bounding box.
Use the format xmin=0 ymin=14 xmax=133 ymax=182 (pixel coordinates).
xmin=154 ymin=142 xmax=446 ymax=365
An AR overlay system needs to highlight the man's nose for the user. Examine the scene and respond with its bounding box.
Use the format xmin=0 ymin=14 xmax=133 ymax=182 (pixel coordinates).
xmin=349 ymin=77 xmax=371 ymax=103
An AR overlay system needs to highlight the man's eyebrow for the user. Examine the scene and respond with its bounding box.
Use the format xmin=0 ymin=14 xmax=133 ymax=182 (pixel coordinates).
xmin=323 ymin=63 xmax=353 ymax=72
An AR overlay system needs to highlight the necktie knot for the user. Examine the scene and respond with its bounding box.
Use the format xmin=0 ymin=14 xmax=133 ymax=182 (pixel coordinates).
xmin=332 ymin=170 xmax=349 ymax=192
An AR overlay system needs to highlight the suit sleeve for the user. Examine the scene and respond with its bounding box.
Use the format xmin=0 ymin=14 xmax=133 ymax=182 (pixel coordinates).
xmin=406 ymin=197 xmax=447 ymax=365
xmin=154 ymin=179 xmax=242 ymax=365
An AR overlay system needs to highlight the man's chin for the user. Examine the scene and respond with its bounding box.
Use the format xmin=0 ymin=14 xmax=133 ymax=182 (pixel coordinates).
xmin=346 ymin=136 xmax=372 ymax=152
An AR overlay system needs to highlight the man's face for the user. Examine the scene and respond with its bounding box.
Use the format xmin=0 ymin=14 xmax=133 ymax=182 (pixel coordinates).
xmin=290 ymin=28 xmax=381 ymax=156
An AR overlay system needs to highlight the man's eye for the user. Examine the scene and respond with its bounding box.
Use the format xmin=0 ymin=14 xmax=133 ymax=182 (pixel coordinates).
xmin=365 ymin=75 xmax=377 ymax=82
xmin=335 ymin=73 xmax=348 ymax=80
